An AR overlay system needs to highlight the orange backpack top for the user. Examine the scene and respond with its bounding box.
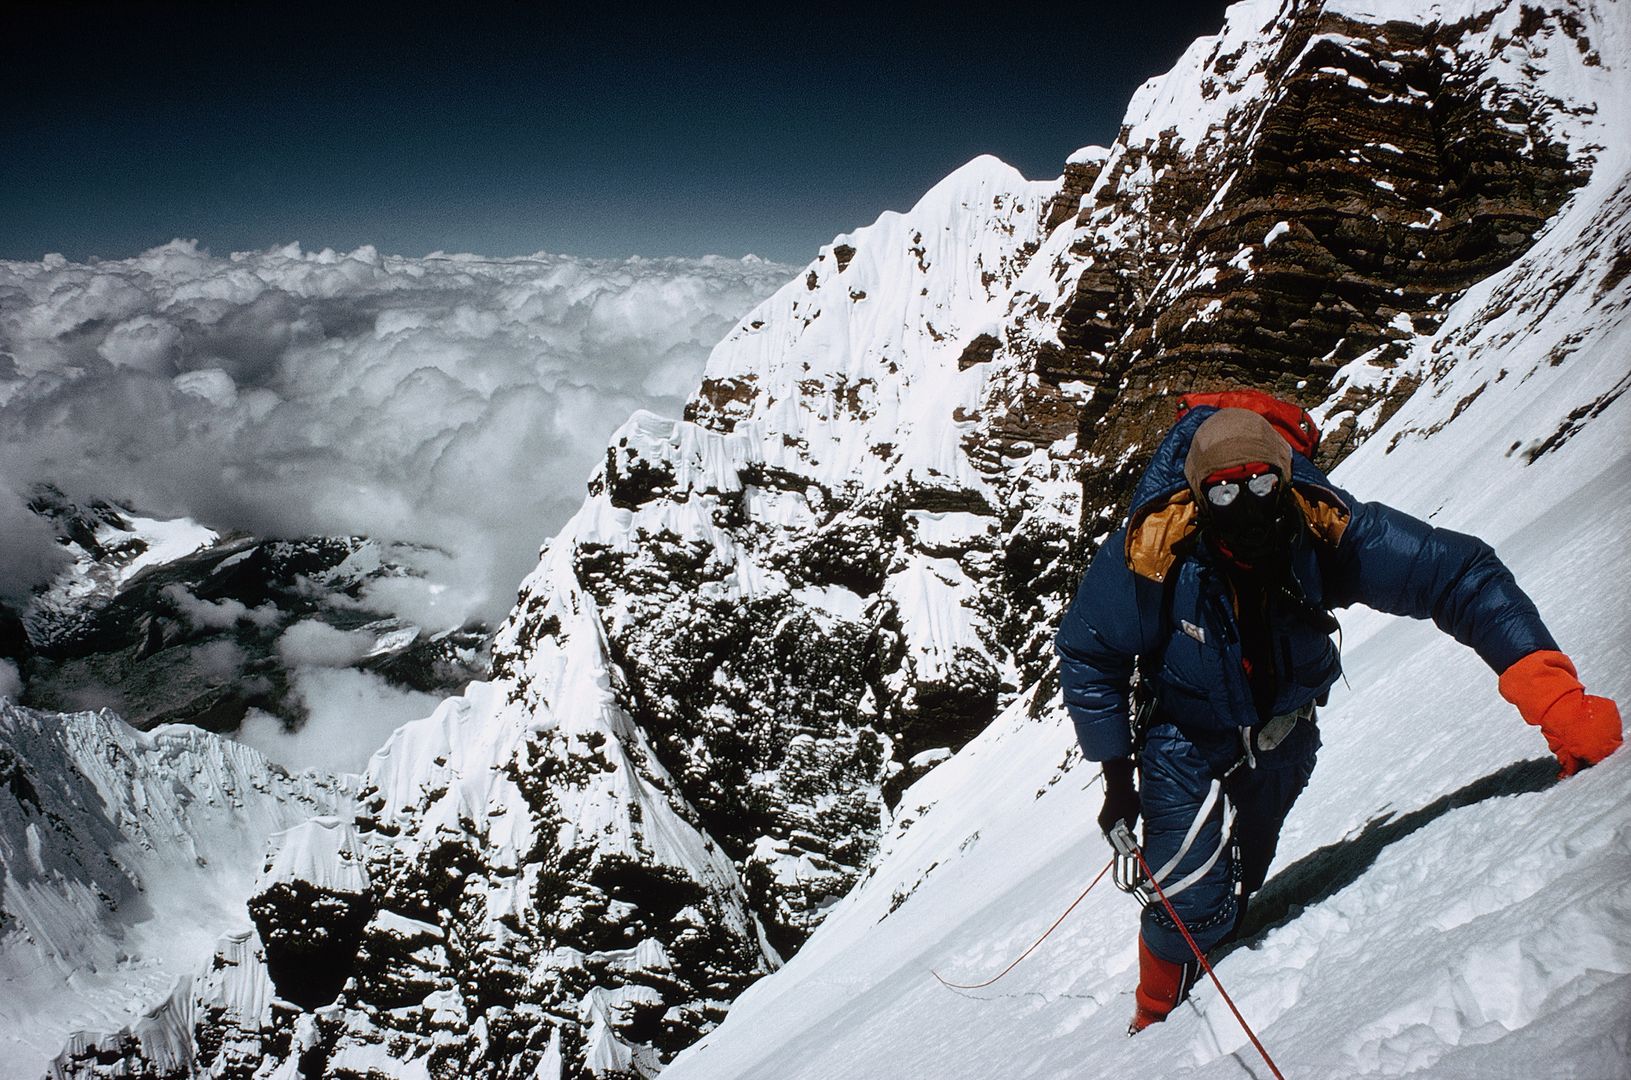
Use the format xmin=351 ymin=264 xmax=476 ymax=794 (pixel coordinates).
xmin=1175 ymin=389 xmax=1320 ymax=459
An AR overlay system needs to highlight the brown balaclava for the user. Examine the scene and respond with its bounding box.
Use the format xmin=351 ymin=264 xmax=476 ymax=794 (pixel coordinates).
xmin=1183 ymin=408 xmax=1293 ymax=501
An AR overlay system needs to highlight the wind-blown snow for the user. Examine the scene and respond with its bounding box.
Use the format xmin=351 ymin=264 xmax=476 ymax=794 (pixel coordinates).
xmin=0 ymin=242 xmax=792 ymax=623
xmin=694 ymin=154 xmax=1057 ymax=494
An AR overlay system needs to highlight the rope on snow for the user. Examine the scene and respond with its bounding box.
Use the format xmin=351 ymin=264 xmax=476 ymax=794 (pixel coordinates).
xmin=931 ymin=857 xmax=1114 ymax=991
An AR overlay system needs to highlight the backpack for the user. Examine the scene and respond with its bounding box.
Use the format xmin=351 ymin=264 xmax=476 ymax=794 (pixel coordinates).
xmin=1175 ymin=389 xmax=1320 ymax=459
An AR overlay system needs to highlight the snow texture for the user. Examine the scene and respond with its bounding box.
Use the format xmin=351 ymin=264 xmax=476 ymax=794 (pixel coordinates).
xmin=0 ymin=705 xmax=346 ymax=1078
xmin=7 ymin=0 xmax=1629 ymax=1076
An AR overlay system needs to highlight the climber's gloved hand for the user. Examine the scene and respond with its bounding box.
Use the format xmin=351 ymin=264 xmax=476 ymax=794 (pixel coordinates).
xmin=1098 ymin=757 xmax=1141 ymax=836
xmin=1499 ymin=650 xmax=1623 ymax=777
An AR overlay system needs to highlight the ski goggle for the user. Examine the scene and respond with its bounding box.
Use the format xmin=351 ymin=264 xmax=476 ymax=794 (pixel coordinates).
xmin=1205 ymin=471 xmax=1280 ymax=508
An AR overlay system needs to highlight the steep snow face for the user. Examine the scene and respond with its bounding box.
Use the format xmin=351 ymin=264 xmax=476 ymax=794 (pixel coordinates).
xmin=503 ymin=157 xmax=1065 ymax=965
xmin=0 ymin=704 xmax=344 ymax=1080
xmin=41 ymin=599 xmax=778 ymax=1079
xmin=198 ymin=565 xmax=777 ymax=1077
xmin=690 ymin=154 xmax=1058 ymax=493
xmin=660 ymin=5 xmax=1631 ymax=1075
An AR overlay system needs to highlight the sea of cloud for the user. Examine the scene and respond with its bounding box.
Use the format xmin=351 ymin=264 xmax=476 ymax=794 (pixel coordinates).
xmin=0 ymin=240 xmax=794 ymax=624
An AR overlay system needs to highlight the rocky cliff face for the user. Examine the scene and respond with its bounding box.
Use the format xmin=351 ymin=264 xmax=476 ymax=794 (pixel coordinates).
xmin=22 ymin=1 xmax=1616 ymax=1078
xmin=1009 ymin=0 xmax=1596 ymax=558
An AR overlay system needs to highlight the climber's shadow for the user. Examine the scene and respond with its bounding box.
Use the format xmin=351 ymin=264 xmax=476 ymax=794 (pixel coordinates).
xmin=1219 ymin=756 xmax=1558 ymax=955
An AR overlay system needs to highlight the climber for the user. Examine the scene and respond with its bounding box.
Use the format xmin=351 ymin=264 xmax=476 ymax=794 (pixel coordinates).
xmin=1054 ymin=398 xmax=1622 ymax=1035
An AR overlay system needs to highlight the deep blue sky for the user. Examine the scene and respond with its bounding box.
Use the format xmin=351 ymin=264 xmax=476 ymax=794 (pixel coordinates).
xmin=2 ymin=3 xmax=1234 ymax=265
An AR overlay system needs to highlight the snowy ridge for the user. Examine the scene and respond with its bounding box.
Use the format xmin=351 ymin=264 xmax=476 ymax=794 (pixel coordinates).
xmin=203 ymin=539 xmax=778 ymax=1075
xmin=258 ymin=817 xmax=371 ymax=896
xmin=0 ymin=704 xmax=345 ymax=1079
xmin=514 ymin=152 xmax=1073 ymax=962
xmin=692 ymin=154 xmax=1058 ymax=494
xmin=362 ymin=681 xmax=534 ymax=864
xmin=484 ymin=533 xmax=758 ymax=908
xmin=23 ymin=502 xmax=220 ymax=649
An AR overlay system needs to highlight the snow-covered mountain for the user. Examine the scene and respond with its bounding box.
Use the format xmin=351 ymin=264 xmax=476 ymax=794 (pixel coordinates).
xmin=4 ymin=0 xmax=1626 ymax=1077
xmin=0 ymin=704 xmax=347 ymax=1074
xmin=6 ymin=490 xmax=489 ymax=771
xmin=659 ymin=7 xmax=1631 ymax=1071
xmin=654 ymin=2 xmax=1631 ymax=1075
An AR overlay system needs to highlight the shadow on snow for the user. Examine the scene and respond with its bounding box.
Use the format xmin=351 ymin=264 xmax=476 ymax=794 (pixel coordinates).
xmin=1223 ymin=755 xmax=1560 ymax=954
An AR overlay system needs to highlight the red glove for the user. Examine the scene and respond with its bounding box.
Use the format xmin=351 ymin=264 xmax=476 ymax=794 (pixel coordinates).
xmin=1499 ymin=650 xmax=1623 ymax=776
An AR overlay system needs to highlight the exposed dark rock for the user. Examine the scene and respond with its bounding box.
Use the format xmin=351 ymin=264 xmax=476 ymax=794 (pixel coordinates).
xmin=41 ymin=4 xmax=1606 ymax=1078
xmin=686 ymin=376 xmax=758 ymax=432
xmin=956 ymin=332 xmax=1001 ymax=370
xmin=987 ymin=5 xmax=1587 ymax=689
xmin=248 ymin=879 xmax=373 ymax=1011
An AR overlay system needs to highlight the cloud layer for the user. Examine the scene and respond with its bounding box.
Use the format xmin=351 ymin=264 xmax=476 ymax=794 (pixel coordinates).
xmin=236 ymin=669 xmax=444 ymax=775
xmin=0 ymin=240 xmax=793 ymax=620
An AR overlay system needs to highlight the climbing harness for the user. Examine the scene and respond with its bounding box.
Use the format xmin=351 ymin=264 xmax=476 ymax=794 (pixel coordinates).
xmin=1107 ymin=779 xmax=1237 ymax=908
xmin=930 ymin=856 xmax=1114 ymax=991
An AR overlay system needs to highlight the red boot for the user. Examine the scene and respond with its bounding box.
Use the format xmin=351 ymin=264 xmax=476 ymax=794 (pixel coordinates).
xmin=1128 ymin=937 xmax=1198 ymax=1035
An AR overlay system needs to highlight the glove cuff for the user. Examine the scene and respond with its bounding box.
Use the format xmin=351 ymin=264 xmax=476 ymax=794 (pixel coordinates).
xmin=1102 ymin=757 xmax=1136 ymax=786
xmin=1499 ymin=649 xmax=1582 ymax=729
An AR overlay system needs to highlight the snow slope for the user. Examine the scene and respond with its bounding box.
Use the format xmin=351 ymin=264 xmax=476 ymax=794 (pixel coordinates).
xmin=660 ymin=7 xmax=1631 ymax=1077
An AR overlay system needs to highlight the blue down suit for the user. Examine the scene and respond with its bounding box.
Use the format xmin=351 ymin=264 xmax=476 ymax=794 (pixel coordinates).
xmin=1055 ymin=407 xmax=1557 ymax=963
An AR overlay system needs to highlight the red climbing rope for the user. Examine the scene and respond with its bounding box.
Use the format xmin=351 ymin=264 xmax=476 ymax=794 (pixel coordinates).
xmin=932 ymin=856 xmax=1114 ymax=991
xmin=1131 ymin=845 xmax=1286 ymax=1080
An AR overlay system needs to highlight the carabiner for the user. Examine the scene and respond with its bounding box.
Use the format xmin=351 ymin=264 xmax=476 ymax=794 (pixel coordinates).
xmin=1108 ymin=821 xmax=1154 ymax=908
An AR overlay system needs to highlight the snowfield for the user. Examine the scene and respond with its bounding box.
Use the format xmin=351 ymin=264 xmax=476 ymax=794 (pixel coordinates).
xmin=0 ymin=708 xmax=346 ymax=1076
xmin=4 ymin=0 xmax=1629 ymax=1074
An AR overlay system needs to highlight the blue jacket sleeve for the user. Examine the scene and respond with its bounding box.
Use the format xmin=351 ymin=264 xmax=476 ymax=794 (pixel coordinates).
xmin=1055 ymin=527 xmax=1146 ymax=762
xmin=1323 ymin=499 xmax=1557 ymax=674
